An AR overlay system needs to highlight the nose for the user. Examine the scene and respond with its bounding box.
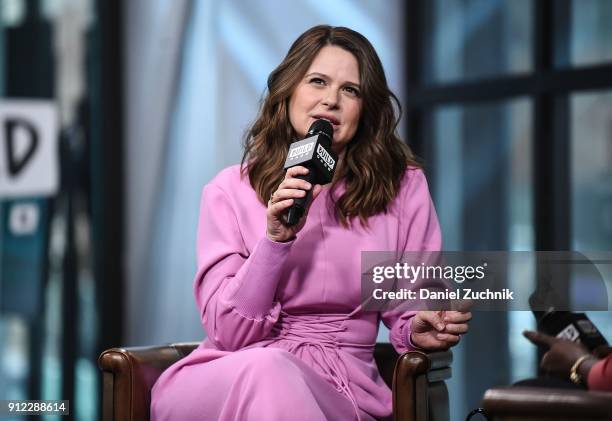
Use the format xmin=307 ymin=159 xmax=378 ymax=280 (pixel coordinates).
xmin=321 ymin=88 xmax=340 ymax=109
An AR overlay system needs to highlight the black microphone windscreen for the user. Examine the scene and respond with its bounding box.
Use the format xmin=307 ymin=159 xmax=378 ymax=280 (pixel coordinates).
xmin=307 ymin=119 xmax=333 ymax=140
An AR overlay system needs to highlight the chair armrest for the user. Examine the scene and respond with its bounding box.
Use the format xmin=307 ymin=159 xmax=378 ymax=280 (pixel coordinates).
xmin=482 ymin=386 xmax=612 ymax=420
xmin=393 ymin=350 xmax=452 ymax=421
xmin=98 ymin=342 xmax=199 ymax=421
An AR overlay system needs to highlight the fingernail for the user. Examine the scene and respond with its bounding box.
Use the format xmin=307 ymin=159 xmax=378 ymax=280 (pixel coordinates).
xmin=437 ymin=323 xmax=444 ymax=331
xmin=305 ymin=183 xmax=312 ymax=189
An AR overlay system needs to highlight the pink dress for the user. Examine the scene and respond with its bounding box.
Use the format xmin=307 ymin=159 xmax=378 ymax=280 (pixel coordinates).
xmin=151 ymin=165 xmax=442 ymax=420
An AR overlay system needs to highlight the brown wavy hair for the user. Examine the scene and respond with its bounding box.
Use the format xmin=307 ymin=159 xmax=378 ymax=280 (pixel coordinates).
xmin=241 ymin=25 xmax=420 ymax=227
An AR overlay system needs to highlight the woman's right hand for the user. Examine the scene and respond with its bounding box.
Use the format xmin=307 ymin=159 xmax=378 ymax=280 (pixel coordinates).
xmin=266 ymin=166 xmax=322 ymax=243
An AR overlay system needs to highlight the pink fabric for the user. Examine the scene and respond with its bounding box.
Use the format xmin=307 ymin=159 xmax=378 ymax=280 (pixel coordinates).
xmin=151 ymin=165 xmax=442 ymax=421
xmin=588 ymin=354 xmax=612 ymax=391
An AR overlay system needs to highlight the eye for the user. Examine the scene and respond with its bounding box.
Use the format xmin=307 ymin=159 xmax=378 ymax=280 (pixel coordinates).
xmin=308 ymin=77 xmax=326 ymax=86
xmin=343 ymin=86 xmax=361 ymax=97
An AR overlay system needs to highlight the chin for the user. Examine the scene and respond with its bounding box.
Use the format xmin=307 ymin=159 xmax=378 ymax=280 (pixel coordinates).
xmin=334 ymin=136 xmax=348 ymax=146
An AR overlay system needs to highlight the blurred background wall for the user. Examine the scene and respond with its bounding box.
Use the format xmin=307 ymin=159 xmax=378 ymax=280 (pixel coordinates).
xmin=0 ymin=0 xmax=611 ymax=420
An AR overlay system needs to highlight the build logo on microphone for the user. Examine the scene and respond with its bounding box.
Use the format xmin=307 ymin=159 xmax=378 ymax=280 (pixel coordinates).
xmin=287 ymin=140 xmax=315 ymax=161
xmin=316 ymin=144 xmax=335 ymax=171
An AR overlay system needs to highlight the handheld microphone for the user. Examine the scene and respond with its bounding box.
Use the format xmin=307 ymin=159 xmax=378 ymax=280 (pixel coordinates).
xmin=529 ymin=287 xmax=608 ymax=352
xmin=282 ymin=119 xmax=337 ymax=226
xmin=533 ymin=310 xmax=608 ymax=352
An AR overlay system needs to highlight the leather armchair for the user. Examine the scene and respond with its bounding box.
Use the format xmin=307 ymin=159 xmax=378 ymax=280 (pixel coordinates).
xmin=482 ymin=386 xmax=612 ymax=420
xmin=98 ymin=342 xmax=452 ymax=421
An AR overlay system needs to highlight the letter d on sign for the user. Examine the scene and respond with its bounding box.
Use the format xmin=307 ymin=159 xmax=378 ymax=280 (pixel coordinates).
xmin=0 ymin=100 xmax=59 ymax=198
xmin=5 ymin=118 xmax=38 ymax=176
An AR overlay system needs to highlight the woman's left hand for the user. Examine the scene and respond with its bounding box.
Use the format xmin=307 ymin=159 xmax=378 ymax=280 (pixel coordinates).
xmin=410 ymin=310 xmax=471 ymax=350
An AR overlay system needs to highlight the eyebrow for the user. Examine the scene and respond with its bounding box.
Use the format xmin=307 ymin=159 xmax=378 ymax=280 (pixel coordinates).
xmin=305 ymin=72 xmax=361 ymax=88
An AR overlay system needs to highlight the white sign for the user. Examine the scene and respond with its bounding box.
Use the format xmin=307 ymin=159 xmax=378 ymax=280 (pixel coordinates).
xmin=0 ymin=100 xmax=59 ymax=198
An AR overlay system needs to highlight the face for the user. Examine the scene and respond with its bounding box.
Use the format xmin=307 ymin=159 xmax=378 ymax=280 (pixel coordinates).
xmin=288 ymin=45 xmax=363 ymax=154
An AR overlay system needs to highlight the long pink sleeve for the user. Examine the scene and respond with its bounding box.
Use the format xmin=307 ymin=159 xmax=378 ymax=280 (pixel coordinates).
xmin=193 ymin=184 xmax=293 ymax=351
xmin=379 ymin=169 xmax=442 ymax=353
xmin=588 ymin=354 xmax=612 ymax=391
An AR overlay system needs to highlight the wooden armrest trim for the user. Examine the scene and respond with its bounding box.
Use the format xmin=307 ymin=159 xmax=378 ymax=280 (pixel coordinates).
xmin=392 ymin=350 xmax=453 ymax=421
xmin=483 ymin=386 xmax=612 ymax=418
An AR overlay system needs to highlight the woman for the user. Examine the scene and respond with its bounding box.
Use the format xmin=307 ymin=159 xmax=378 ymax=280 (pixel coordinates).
xmin=151 ymin=25 xmax=470 ymax=421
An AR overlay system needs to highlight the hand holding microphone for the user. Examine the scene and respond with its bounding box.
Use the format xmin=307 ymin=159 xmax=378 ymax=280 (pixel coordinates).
xmin=266 ymin=119 xmax=337 ymax=242
xmin=523 ymin=330 xmax=599 ymax=385
xmin=266 ymin=166 xmax=323 ymax=242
